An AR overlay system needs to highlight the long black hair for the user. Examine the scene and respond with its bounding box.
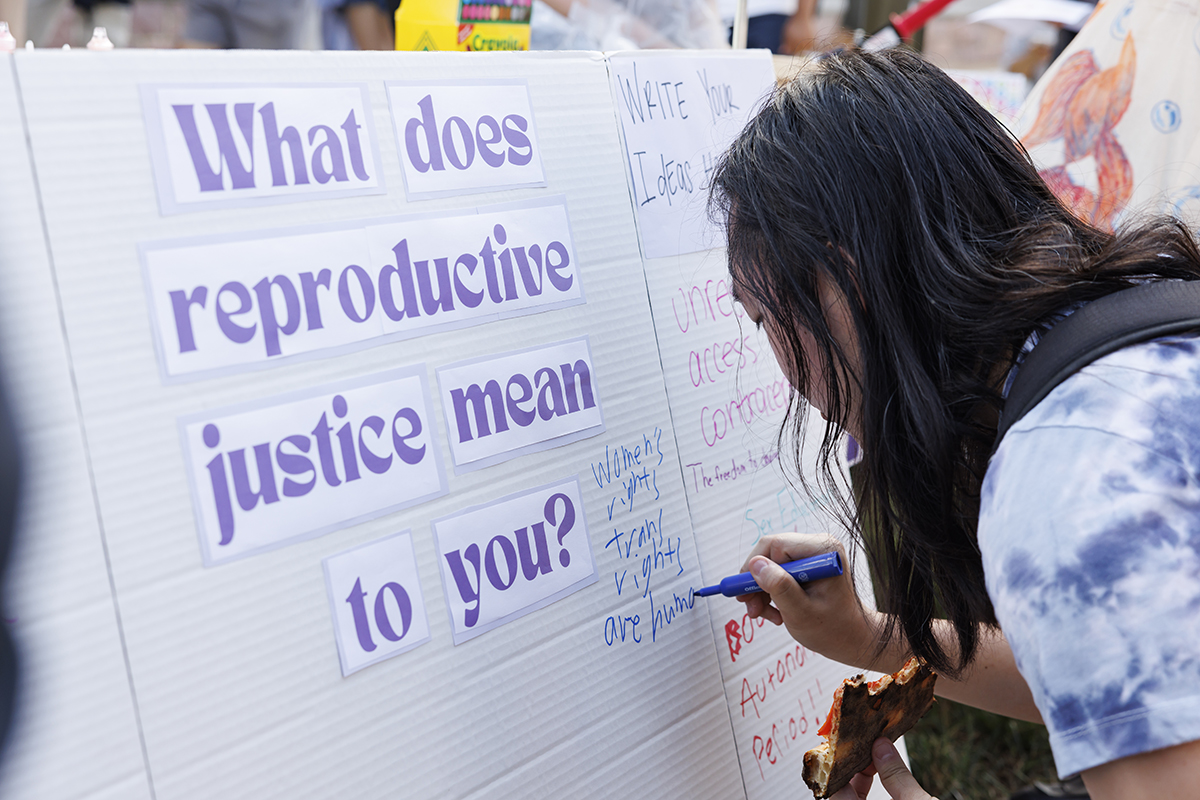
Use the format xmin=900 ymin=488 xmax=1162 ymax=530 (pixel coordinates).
xmin=710 ymin=47 xmax=1200 ymax=676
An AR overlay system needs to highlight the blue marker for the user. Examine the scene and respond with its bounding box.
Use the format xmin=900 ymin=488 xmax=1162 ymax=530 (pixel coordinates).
xmin=694 ymin=552 xmax=843 ymax=597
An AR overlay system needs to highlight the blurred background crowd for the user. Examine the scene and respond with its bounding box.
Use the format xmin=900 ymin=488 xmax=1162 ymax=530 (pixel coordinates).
xmin=0 ymin=0 xmax=1079 ymax=85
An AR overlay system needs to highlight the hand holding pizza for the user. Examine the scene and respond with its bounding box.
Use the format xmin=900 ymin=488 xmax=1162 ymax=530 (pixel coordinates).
xmin=737 ymin=533 xmax=880 ymax=667
xmin=828 ymin=739 xmax=935 ymax=800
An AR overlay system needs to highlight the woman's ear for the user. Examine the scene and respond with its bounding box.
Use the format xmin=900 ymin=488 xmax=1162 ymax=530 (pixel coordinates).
xmin=815 ymin=270 xmax=865 ymax=440
xmin=826 ymin=243 xmax=864 ymax=304
xmin=815 ymin=272 xmax=858 ymax=361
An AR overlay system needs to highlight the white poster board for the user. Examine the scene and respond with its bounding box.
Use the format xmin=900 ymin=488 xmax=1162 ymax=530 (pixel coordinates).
xmin=0 ymin=47 xmax=880 ymax=800
xmin=8 ymin=49 xmax=742 ymax=800
xmin=609 ymin=50 xmax=894 ymax=800
xmin=607 ymin=50 xmax=778 ymax=259
xmin=633 ymin=244 xmax=878 ymax=799
xmin=0 ymin=57 xmax=150 ymax=799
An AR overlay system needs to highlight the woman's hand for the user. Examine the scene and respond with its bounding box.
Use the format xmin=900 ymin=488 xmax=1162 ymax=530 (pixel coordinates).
xmin=737 ymin=533 xmax=885 ymax=669
xmin=741 ymin=540 xmax=1047 ymax=722
xmin=779 ymin=10 xmax=816 ymax=55
xmin=830 ymin=739 xmax=936 ymax=800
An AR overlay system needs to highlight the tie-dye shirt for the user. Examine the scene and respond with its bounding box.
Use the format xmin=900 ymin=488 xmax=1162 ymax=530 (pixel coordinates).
xmin=979 ymin=330 xmax=1200 ymax=777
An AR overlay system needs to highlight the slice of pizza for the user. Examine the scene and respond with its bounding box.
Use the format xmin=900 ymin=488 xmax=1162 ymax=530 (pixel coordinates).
xmin=802 ymin=656 xmax=937 ymax=799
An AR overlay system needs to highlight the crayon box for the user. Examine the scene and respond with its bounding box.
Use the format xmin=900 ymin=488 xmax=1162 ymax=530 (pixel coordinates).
xmin=394 ymin=0 xmax=532 ymax=51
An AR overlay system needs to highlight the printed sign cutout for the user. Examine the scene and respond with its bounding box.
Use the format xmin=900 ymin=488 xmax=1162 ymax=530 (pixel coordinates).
xmin=436 ymin=336 xmax=604 ymax=473
xmin=606 ymin=53 xmax=776 ymax=259
xmin=140 ymin=83 xmax=386 ymax=215
xmin=179 ymin=366 xmax=447 ymax=566
xmin=141 ymin=196 xmax=583 ymax=382
xmin=387 ymin=80 xmax=546 ymax=200
xmin=324 ymin=531 xmax=432 ymax=676
xmin=434 ymin=476 xmax=597 ymax=645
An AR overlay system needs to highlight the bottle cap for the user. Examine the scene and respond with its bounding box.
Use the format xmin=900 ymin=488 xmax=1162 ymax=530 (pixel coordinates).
xmin=0 ymin=22 xmax=15 ymax=53
xmin=87 ymin=26 xmax=114 ymax=50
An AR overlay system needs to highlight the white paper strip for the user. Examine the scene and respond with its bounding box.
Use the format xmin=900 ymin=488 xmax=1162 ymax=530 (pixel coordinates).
xmin=141 ymin=196 xmax=583 ymax=382
xmin=433 ymin=476 xmax=598 ymax=645
xmin=140 ymin=83 xmax=387 ymax=215
xmin=387 ymin=80 xmax=547 ymax=199
xmin=179 ymin=366 xmax=448 ymax=565
xmin=607 ymin=52 xmax=776 ymax=259
xmin=323 ymin=531 xmax=433 ymax=676
xmin=436 ymin=336 xmax=605 ymax=472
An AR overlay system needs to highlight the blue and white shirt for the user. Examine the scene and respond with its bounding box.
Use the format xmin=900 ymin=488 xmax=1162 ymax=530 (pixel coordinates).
xmin=979 ymin=331 xmax=1200 ymax=777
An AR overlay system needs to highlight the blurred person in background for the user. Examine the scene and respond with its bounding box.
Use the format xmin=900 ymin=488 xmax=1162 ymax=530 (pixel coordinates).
xmin=842 ymin=0 xmax=917 ymax=48
xmin=0 ymin=0 xmax=26 ymax=44
xmin=72 ymin=0 xmax=130 ymax=44
xmin=720 ymin=0 xmax=815 ymax=54
xmin=180 ymin=0 xmax=309 ymax=48
xmin=319 ymin=0 xmax=395 ymax=50
xmin=24 ymin=0 xmax=131 ymax=47
xmin=533 ymin=0 xmax=726 ymax=51
xmin=0 ymin=380 xmax=17 ymax=763
xmin=0 ymin=367 xmax=21 ymax=763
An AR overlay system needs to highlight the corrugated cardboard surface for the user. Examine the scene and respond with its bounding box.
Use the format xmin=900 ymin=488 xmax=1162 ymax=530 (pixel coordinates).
xmin=637 ymin=243 xmax=880 ymax=800
xmin=11 ymin=49 xmax=742 ymax=799
xmin=0 ymin=56 xmax=151 ymax=799
xmin=608 ymin=50 xmax=890 ymax=799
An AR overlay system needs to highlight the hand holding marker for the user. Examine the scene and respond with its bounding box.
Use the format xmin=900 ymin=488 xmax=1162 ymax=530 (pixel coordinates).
xmin=695 ymin=552 xmax=843 ymax=598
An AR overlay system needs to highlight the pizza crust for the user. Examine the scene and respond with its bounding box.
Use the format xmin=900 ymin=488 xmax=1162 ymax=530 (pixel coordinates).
xmin=802 ymin=657 xmax=937 ymax=799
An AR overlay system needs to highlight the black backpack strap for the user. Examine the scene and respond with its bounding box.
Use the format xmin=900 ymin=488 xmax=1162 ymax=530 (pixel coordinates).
xmin=994 ymin=280 xmax=1200 ymax=452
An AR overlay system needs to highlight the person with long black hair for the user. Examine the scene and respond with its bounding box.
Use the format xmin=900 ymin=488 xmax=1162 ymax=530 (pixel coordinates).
xmin=711 ymin=47 xmax=1200 ymax=799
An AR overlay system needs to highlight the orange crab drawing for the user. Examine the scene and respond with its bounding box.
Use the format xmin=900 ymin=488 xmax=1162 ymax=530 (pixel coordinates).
xmin=1022 ymin=34 xmax=1136 ymax=232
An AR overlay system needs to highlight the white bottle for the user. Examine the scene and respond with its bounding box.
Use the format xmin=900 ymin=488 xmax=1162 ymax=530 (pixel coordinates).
xmin=87 ymin=26 xmax=115 ymax=50
xmin=0 ymin=22 xmax=15 ymax=53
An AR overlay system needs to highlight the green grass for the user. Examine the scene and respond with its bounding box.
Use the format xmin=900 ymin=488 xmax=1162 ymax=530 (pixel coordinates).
xmin=905 ymin=699 xmax=1059 ymax=800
